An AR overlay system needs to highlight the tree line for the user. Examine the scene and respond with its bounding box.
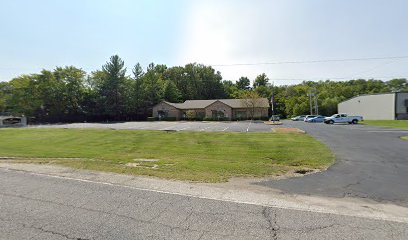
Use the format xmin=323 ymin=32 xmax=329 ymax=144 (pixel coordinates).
xmin=0 ymin=55 xmax=407 ymax=122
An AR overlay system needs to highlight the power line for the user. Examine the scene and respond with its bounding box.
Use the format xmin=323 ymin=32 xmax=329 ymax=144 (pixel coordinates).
xmin=1 ymin=55 xmax=408 ymax=71
xmin=212 ymin=55 xmax=408 ymax=67
xmin=266 ymin=75 xmax=408 ymax=81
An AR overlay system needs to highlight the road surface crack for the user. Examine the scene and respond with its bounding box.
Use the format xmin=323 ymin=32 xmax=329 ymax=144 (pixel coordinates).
xmin=262 ymin=207 xmax=279 ymax=239
xmin=20 ymin=222 xmax=90 ymax=240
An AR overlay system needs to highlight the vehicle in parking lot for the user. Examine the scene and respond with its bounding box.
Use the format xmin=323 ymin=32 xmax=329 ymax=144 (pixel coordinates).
xmin=291 ymin=115 xmax=306 ymax=121
xmin=270 ymin=115 xmax=280 ymax=121
xmin=324 ymin=114 xmax=363 ymax=124
xmin=303 ymin=115 xmax=317 ymax=122
xmin=306 ymin=115 xmax=326 ymax=123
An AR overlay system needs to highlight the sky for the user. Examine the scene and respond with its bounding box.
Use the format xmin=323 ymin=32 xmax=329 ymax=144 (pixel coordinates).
xmin=1 ymin=0 xmax=408 ymax=85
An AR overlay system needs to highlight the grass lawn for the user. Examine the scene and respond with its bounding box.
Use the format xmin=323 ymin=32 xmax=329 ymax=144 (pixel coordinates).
xmin=363 ymin=120 xmax=408 ymax=130
xmin=401 ymin=136 xmax=408 ymax=141
xmin=0 ymin=129 xmax=334 ymax=182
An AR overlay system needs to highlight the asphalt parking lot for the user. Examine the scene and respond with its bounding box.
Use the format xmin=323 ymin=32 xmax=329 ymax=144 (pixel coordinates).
xmin=258 ymin=120 xmax=408 ymax=207
xmin=29 ymin=121 xmax=273 ymax=132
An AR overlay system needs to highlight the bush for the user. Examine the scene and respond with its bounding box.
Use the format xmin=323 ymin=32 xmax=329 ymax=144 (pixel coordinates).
xmin=185 ymin=110 xmax=195 ymax=120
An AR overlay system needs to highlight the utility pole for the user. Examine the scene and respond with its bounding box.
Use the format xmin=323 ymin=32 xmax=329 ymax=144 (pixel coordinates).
xmin=314 ymin=86 xmax=318 ymax=115
xmin=270 ymin=82 xmax=275 ymax=121
xmin=308 ymin=90 xmax=313 ymax=115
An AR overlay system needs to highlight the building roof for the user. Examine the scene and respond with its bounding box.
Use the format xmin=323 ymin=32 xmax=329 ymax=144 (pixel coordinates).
xmin=339 ymin=92 xmax=408 ymax=104
xmin=161 ymin=98 xmax=270 ymax=110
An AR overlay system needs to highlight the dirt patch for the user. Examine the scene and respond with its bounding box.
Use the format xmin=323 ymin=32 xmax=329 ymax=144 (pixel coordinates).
xmin=272 ymin=128 xmax=305 ymax=133
xmin=133 ymin=159 xmax=159 ymax=162
xmin=126 ymin=162 xmax=159 ymax=169
xmin=126 ymin=163 xmax=141 ymax=167
xmin=203 ymin=169 xmax=321 ymax=192
xmin=295 ymin=169 xmax=314 ymax=174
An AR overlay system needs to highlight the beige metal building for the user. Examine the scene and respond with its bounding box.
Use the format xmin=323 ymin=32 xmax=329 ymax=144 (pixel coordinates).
xmin=338 ymin=92 xmax=408 ymax=120
xmin=152 ymin=98 xmax=270 ymax=120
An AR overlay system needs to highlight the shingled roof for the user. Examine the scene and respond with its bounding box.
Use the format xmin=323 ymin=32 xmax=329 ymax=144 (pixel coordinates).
xmin=162 ymin=98 xmax=269 ymax=109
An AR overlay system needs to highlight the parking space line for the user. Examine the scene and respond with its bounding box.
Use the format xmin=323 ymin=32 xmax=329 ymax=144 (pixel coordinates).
xmin=222 ymin=126 xmax=230 ymax=131
xmin=178 ymin=126 xmax=191 ymax=131
xmin=200 ymin=126 xmax=212 ymax=132
xmin=246 ymin=121 xmax=252 ymax=132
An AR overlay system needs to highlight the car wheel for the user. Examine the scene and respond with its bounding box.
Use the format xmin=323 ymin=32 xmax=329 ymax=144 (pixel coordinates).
xmin=329 ymin=120 xmax=334 ymax=124
xmin=352 ymin=119 xmax=358 ymax=124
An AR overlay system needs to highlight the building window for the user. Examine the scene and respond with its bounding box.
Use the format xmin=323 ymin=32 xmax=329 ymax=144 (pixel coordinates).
xmin=211 ymin=110 xmax=224 ymax=119
xmin=196 ymin=111 xmax=205 ymax=120
xmin=235 ymin=111 xmax=246 ymax=120
xmin=157 ymin=110 xmax=168 ymax=119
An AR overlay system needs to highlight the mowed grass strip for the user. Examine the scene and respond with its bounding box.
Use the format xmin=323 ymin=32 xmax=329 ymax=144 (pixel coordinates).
xmin=363 ymin=120 xmax=408 ymax=130
xmin=0 ymin=129 xmax=334 ymax=182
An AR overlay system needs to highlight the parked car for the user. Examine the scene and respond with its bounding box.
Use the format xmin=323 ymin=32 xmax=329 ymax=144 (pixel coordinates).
xmin=303 ymin=115 xmax=317 ymax=122
xmin=324 ymin=114 xmax=363 ymax=124
xmin=291 ymin=115 xmax=306 ymax=121
xmin=306 ymin=115 xmax=326 ymax=123
xmin=270 ymin=115 xmax=280 ymax=121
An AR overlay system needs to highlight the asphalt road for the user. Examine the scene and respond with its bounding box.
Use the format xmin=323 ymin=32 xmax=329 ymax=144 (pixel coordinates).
xmin=258 ymin=121 xmax=408 ymax=207
xmin=1 ymin=168 xmax=407 ymax=240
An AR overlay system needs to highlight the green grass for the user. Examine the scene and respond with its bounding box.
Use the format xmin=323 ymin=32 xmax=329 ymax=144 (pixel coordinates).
xmin=0 ymin=129 xmax=334 ymax=182
xmin=401 ymin=136 xmax=408 ymax=141
xmin=363 ymin=120 xmax=408 ymax=130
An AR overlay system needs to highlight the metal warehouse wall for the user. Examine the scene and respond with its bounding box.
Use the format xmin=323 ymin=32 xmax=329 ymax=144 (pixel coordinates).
xmin=338 ymin=93 xmax=395 ymax=120
xmin=396 ymin=92 xmax=408 ymax=119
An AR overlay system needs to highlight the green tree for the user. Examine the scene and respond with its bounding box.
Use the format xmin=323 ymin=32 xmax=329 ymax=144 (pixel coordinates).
xmin=142 ymin=63 xmax=165 ymax=106
xmin=132 ymin=63 xmax=144 ymax=80
xmin=387 ymin=78 xmax=407 ymax=91
xmin=53 ymin=66 xmax=87 ymax=121
xmin=131 ymin=63 xmax=145 ymax=118
xmin=254 ymin=85 xmax=272 ymax=98
xmin=98 ymin=55 xmax=128 ymax=120
xmin=223 ymin=80 xmax=242 ymax=99
xmin=236 ymin=76 xmax=251 ymax=90
xmin=5 ymin=75 xmax=41 ymax=118
xmin=163 ymin=80 xmax=182 ymax=102
xmin=0 ymin=82 xmax=10 ymax=113
xmin=240 ymin=91 xmax=264 ymax=120
xmin=35 ymin=70 xmax=67 ymax=121
xmin=163 ymin=66 xmax=188 ymax=100
xmin=253 ymin=73 xmax=269 ymax=88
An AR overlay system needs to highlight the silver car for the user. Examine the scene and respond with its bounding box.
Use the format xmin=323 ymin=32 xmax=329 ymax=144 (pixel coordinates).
xmin=291 ymin=115 xmax=306 ymax=121
xmin=306 ymin=115 xmax=326 ymax=123
xmin=303 ymin=115 xmax=317 ymax=122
